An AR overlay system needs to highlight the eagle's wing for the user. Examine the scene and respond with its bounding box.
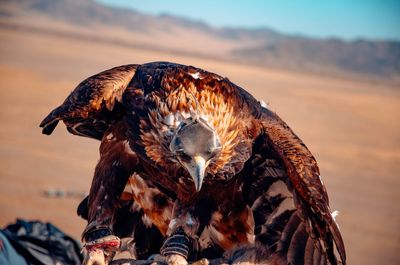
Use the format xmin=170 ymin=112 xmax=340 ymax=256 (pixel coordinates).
xmin=40 ymin=64 xmax=138 ymax=140
xmin=245 ymin=103 xmax=346 ymax=265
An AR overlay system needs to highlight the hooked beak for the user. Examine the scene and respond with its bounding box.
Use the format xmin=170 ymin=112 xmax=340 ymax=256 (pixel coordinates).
xmin=185 ymin=156 xmax=206 ymax=192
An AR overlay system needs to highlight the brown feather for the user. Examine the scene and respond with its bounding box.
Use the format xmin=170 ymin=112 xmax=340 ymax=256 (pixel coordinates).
xmin=260 ymin=107 xmax=346 ymax=264
xmin=40 ymin=64 xmax=138 ymax=139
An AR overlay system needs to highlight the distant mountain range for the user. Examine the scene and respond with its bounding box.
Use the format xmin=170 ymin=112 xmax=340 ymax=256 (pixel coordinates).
xmin=2 ymin=0 xmax=400 ymax=81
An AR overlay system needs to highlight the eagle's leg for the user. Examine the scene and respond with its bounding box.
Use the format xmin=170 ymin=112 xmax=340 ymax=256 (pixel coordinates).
xmin=81 ymin=197 xmax=123 ymax=265
xmin=82 ymin=234 xmax=122 ymax=265
xmin=82 ymin=137 xmax=136 ymax=265
xmin=152 ymin=202 xmax=200 ymax=265
xmin=81 ymin=224 xmax=124 ymax=265
xmin=81 ymin=196 xmax=125 ymax=265
xmin=159 ymin=228 xmax=192 ymax=264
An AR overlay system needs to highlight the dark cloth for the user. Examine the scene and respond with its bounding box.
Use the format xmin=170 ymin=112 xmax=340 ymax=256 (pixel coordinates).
xmin=1 ymin=219 xmax=83 ymax=265
xmin=0 ymin=231 xmax=28 ymax=265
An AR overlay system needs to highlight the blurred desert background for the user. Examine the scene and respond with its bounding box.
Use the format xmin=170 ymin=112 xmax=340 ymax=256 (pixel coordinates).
xmin=0 ymin=1 xmax=399 ymax=265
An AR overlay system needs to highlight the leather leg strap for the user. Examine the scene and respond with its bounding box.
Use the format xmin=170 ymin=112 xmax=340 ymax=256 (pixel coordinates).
xmin=83 ymin=227 xmax=113 ymax=242
xmin=160 ymin=228 xmax=192 ymax=259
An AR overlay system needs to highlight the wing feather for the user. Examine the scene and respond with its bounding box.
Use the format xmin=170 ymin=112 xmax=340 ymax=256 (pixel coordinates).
xmin=40 ymin=64 xmax=138 ymax=140
xmin=258 ymin=106 xmax=346 ymax=265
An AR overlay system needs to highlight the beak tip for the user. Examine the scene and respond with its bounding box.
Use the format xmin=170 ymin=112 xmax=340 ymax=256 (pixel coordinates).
xmin=189 ymin=155 xmax=206 ymax=193
xmin=194 ymin=182 xmax=203 ymax=192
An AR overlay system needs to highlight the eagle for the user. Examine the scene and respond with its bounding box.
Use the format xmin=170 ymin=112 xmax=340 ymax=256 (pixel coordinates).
xmin=40 ymin=62 xmax=346 ymax=265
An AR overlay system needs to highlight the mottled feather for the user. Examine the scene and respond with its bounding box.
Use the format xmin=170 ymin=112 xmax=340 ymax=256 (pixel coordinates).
xmin=40 ymin=64 xmax=138 ymax=139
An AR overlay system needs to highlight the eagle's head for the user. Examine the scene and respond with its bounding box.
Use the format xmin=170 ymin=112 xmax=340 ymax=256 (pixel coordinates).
xmin=169 ymin=116 xmax=221 ymax=191
xmin=138 ymin=73 xmax=254 ymax=193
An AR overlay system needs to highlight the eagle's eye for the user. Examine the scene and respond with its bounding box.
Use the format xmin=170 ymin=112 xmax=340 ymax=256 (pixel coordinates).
xmin=175 ymin=150 xmax=192 ymax=162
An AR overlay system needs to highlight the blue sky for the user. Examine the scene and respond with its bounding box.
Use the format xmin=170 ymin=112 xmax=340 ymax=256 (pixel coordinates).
xmin=97 ymin=0 xmax=400 ymax=41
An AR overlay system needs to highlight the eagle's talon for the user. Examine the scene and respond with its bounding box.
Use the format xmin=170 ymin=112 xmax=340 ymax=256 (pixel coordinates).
xmin=148 ymin=254 xmax=168 ymax=263
xmin=109 ymin=259 xmax=166 ymax=265
xmin=148 ymin=254 xmax=187 ymax=265
xmin=83 ymin=248 xmax=107 ymax=265
xmin=83 ymin=235 xmax=122 ymax=265
xmin=189 ymin=258 xmax=210 ymax=265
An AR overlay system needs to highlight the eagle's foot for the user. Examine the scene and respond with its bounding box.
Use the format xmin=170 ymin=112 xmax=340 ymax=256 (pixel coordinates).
xmin=83 ymin=248 xmax=106 ymax=265
xmin=149 ymin=254 xmax=187 ymax=265
xmin=190 ymin=258 xmax=232 ymax=265
xmin=83 ymin=235 xmax=121 ymax=265
xmin=112 ymin=237 xmax=137 ymax=260
xmin=189 ymin=258 xmax=210 ymax=265
xmin=109 ymin=258 xmax=166 ymax=265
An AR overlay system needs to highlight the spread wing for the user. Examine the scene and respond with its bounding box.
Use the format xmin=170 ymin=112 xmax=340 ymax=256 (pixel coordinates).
xmin=40 ymin=64 xmax=138 ymax=140
xmin=244 ymin=103 xmax=346 ymax=265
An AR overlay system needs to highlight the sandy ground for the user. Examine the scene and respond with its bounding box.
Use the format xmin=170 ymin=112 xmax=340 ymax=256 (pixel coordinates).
xmin=0 ymin=26 xmax=399 ymax=265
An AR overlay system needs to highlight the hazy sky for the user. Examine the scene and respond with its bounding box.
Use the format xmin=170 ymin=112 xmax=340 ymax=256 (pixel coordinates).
xmin=97 ymin=0 xmax=400 ymax=41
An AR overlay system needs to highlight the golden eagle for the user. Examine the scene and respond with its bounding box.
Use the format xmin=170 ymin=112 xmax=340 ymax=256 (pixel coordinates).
xmin=40 ymin=62 xmax=346 ymax=265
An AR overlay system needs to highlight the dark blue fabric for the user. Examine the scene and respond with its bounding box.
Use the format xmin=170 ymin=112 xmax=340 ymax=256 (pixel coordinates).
xmin=0 ymin=231 xmax=28 ymax=265
xmin=1 ymin=220 xmax=82 ymax=265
